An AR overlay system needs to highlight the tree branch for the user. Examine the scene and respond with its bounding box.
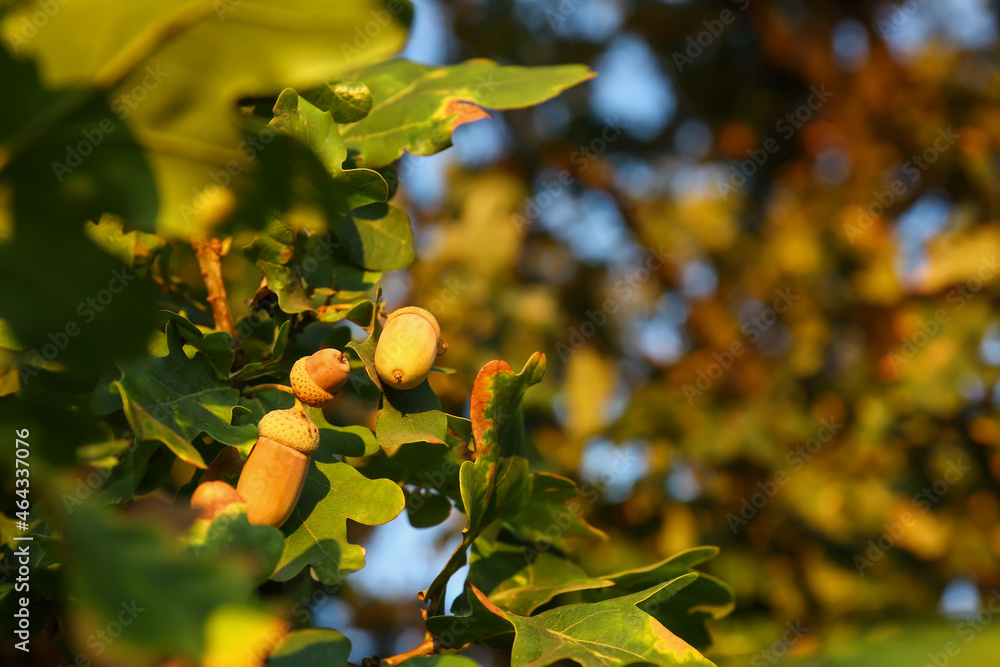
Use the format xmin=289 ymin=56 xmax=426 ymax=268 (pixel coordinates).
xmin=381 ymin=638 xmax=436 ymax=666
xmin=191 ymin=237 xmax=237 ymax=338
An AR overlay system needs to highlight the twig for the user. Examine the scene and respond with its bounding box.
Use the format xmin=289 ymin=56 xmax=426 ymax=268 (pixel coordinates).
xmin=381 ymin=638 xmax=436 ymax=665
xmin=191 ymin=237 xmax=237 ymax=338
xmin=242 ymin=384 xmax=295 ymax=397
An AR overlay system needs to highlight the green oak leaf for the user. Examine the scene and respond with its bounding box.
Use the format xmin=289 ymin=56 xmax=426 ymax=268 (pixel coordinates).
xmin=110 ymin=321 xmax=256 ymax=467
xmin=496 ymin=578 xmax=716 ymax=667
xmin=424 ymin=354 xmax=544 ymax=615
xmin=425 ymin=585 xmax=516 ymax=649
xmin=270 ymin=88 xmax=348 ymax=175
xmin=583 ymin=547 xmax=735 ymax=652
xmin=347 ymin=298 xmax=384 ymax=389
xmin=243 ymin=217 xmax=314 ymax=314
xmin=2 ymin=0 xmax=412 ymax=238
xmin=269 ymin=88 xmax=388 ymax=208
xmin=467 ymin=539 xmax=613 ymax=616
xmin=462 ymin=353 xmax=546 ymax=535
xmin=271 ymin=446 xmax=405 ymax=585
xmin=334 ymin=202 xmax=415 ymax=271
xmin=405 ymin=487 xmax=453 ymax=528
xmin=302 ymin=80 xmax=373 ymax=123
xmin=504 ymin=472 xmax=608 ymax=552
xmin=188 ymin=507 xmax=285 ymax=586
xmin=377 ymin=382 xmax=449 ymax=448
xmin=228 ymin=320 xmax=293 ymax=382
xmin=341 ymin=59 xmax=594 ymax=167
xmin=84 ymin=216 xmax=168 ymax=274
xmin=244 ymin=218 xmax=387 ymax=317
xmin=155 ymin=310 xmax=235 ymax=377
xmin=269 ymin=629 xmax=352 ymax=666
xmin=302 ymin=405 xmax=381 ymax=457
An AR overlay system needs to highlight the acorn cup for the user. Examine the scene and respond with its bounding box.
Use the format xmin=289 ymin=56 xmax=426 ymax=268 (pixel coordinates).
xmin=236 ymin=406 xmax=319 ymax=527
xmin=289 ymin=348 xmax=352 ymax=407
xmin=375 ymin=307 xmax=447 ymax=390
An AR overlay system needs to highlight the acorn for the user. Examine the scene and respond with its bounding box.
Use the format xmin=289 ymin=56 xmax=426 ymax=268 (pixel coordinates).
xmin=289 ymin=348 xmax=352 ymax=407
xmin=236 ymin=406 xmax=319 ymax=527
xmin=190 ymin=480 xmax=245 ymax=522
xmin=375 ymin=307 xmax=446 ymax=390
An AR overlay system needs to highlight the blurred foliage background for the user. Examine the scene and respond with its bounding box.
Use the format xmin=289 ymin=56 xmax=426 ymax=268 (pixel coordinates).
xmin=345 ymin=0 xmax=1000 ymax=663
xmin=3 ymin=0 xmax=1000 ymax=664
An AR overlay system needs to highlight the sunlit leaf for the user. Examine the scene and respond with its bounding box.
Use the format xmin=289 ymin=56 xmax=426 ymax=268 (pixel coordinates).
xmin=342 ymin=59 xmax=594 ymax=167
xmin=271 ymin=448 xmax=405 ymax=585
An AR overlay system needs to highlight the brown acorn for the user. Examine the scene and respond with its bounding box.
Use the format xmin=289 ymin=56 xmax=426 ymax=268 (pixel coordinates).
xmin=190 ymin=480 xmax=245 ymax=521
xmin=289 ymin=348 xmax=351 ymax=407
xmin=236 ymin=406 xmax=319 ymax=527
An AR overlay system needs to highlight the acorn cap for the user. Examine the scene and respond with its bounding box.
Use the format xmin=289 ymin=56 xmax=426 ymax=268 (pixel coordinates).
xmin=257 ymin=407 xmax=319 ymax=455
xmin=386 ymin=306 xmax=441 ymax=338
xmin=290 ymin=349 xmax=351 ymax=407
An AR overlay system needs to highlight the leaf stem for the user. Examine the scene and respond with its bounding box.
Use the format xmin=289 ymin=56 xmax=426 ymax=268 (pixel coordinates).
xmin=380 ymin=638 xmax=436 ymax=665
xmin=423 ymin=533 xmax=475 ymax=617
xmin=242 ymin=383 xmax=295 ymax=397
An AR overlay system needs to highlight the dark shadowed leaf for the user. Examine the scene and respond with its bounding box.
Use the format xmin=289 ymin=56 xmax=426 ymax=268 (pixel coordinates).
xmin=110 ymin=321 xmax=256 ymax=467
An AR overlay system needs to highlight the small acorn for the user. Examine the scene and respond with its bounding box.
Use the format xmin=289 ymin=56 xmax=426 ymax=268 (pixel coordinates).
xmin=236 ymin=406 xmax=319 ymax=527
xmin=375 ymin=306 xmax=445 ymax=390
xmin=190 ymin=480 xmax=245 ymax=522
xmin=289 ymin=348 xmax=352 ymax=407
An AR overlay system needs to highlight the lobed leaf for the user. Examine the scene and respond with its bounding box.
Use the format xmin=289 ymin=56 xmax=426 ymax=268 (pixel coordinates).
xmin=341 ymin=59 xmax=595 ymax=167
xmin=110 ymin=321 xmax=256 ymax=467
xmin=271 ymin=446 xmax=405 ymax=585
xmin=493 ymin=578 xmax=716 ymax=667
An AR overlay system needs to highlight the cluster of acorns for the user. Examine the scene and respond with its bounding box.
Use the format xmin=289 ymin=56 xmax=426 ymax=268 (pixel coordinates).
xmin=191 ymin=307 xmax=445 ymax=527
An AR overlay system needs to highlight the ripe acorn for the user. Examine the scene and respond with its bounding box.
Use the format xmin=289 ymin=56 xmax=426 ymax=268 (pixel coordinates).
xmin=290 ymin=348 xmax=351 ymax=407
xmin=190 ymin=480 xmax=245 ymax=521
xmin=375 ymin=306 xmax=445 ymax=390
xmin=236 ymin=406 xmax=319 ymax=527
